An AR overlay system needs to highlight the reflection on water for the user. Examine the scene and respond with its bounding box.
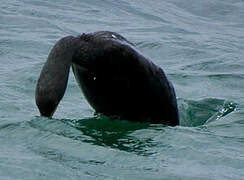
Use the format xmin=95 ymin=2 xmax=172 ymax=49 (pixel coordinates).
xmin=72 ymin=116 xmax=155 ymax=156
xmin=29 ymin=116 xmax=156 ymax=156
xmin=27 ymin=96 xmax=237 ymax=158
xmin=0 ymin=97 xmax=241 ymax=179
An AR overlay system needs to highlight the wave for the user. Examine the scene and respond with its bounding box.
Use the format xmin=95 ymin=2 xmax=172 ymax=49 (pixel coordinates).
xmin=178 ymin=98 xmax=237 ymax=126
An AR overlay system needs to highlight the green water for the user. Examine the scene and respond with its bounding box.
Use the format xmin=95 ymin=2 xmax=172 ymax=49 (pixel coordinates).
xmin=1 ymin=0 xmax=244 ymax=179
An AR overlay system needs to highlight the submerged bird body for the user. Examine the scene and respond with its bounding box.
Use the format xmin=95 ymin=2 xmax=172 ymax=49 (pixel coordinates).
xmin=36 ymin=31 xmax=179 ymax=126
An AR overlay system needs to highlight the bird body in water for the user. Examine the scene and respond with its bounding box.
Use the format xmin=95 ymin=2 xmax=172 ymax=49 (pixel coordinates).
xmin=35 ymin=31 xmax=179 ymax=126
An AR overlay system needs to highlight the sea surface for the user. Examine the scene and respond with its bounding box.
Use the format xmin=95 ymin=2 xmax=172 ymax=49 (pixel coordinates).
xmin=1 ymin=0 xmax=244 ymax=179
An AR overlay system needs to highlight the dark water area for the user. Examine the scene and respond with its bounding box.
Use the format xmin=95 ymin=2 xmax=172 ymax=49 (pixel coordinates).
xmin=0 ymin=0 xmax=244 ymax=179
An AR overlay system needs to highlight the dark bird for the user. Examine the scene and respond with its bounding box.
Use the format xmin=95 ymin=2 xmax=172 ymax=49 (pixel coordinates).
xmin=35 ymin=31 xmax=179 ymax=126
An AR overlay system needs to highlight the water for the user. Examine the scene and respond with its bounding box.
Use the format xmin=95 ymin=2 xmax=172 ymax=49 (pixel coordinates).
xmin=1 ymin=0 xmax=244 ymax=179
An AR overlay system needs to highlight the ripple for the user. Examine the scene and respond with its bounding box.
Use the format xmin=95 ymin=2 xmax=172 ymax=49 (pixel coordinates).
xmin=135 ymin=41 xmax=162 ymax=49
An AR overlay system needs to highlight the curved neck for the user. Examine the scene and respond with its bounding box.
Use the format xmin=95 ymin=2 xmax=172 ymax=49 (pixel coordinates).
xmin=35 ymin=36 xmax=78 ymax=118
